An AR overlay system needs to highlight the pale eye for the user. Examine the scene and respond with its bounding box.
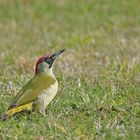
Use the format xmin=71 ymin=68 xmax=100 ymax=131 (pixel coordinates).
xmin=45 ymin=58 xmax=51 ymax=64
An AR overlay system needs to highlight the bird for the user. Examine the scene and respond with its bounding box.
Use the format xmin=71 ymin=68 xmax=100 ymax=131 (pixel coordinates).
xmin=1 ymin=49 xmax=65 ymax=120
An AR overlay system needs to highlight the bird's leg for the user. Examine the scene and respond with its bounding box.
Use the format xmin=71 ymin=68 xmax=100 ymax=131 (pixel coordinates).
xmin=39 ymin=108 xmax=46 ymax=116
xmin=37 ymin=101 xmax=46 ymax=116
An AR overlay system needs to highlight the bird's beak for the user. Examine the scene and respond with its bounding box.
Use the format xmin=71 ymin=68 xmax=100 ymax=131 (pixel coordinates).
xmin=47 ymin=49 xmax=65 ymax=68
xmin=51 ymin=49 xmax=65 ymax=59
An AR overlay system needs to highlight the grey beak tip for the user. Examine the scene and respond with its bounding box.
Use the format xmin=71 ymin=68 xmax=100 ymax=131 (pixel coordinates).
xmin=60 ymin=49 xmax=65 ymax=53
xmin=57 ymin=49 xmax=65 ymax=56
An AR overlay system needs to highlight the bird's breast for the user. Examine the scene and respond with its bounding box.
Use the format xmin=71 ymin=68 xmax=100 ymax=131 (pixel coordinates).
xmin=37 ymin=80 xmax=58 ymax=108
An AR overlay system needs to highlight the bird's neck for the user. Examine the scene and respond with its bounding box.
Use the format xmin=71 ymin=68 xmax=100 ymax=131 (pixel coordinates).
xmin=36 ymin=62 xmax=56 ymax=79
xmin=46 ymin=68 xmax=56 ymax=79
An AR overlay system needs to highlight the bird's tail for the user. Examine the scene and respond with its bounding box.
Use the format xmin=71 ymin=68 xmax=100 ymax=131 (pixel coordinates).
xmin=1 ymin=102 xmax=33 ymax=121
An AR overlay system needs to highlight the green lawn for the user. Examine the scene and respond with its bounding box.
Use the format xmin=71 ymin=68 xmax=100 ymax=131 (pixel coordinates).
xmin=0 ymin=0 xmax=140 ymax=139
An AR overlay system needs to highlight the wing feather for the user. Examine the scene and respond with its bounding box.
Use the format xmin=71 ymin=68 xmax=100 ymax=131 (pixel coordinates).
xmin=8 ymin=73 xmax=55 ymax=110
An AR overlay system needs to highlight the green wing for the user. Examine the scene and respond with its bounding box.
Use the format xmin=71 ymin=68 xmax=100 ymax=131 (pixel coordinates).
xmin=8 ymin=73 xmax=55 ymax=110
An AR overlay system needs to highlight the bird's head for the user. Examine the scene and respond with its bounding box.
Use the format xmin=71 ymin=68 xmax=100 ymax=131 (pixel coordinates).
xmin=35 ymin=49 xmax=65 ymax=75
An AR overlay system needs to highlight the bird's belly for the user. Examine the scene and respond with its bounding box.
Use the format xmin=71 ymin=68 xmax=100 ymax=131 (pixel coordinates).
xmin=37 ymin=81 xmax=58 ymax=110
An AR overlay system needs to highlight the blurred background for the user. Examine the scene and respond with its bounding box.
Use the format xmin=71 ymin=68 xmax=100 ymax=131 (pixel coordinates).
xmin=0 ymin=0 xmax=139 ymax=79
xmin=0 ymin=0 xmax=139 ymax=139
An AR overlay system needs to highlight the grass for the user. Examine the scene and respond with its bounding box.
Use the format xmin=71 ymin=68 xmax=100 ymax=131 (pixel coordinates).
xmin=0 ymin=0 xmax=140 ymax=139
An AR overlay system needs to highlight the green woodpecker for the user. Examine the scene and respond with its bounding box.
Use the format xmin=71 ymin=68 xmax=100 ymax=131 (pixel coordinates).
xmin=1 ymin=49 xmax=65 ymax=120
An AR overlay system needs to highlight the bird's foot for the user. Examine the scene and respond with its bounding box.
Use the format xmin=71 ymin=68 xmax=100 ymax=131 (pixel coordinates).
xmin=39 ymin=109 xmax=46 ymax=116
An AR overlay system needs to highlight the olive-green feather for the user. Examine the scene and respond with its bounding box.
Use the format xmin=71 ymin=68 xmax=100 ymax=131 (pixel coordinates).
xmin=8 ymin=73 xmax=55 ymax=109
